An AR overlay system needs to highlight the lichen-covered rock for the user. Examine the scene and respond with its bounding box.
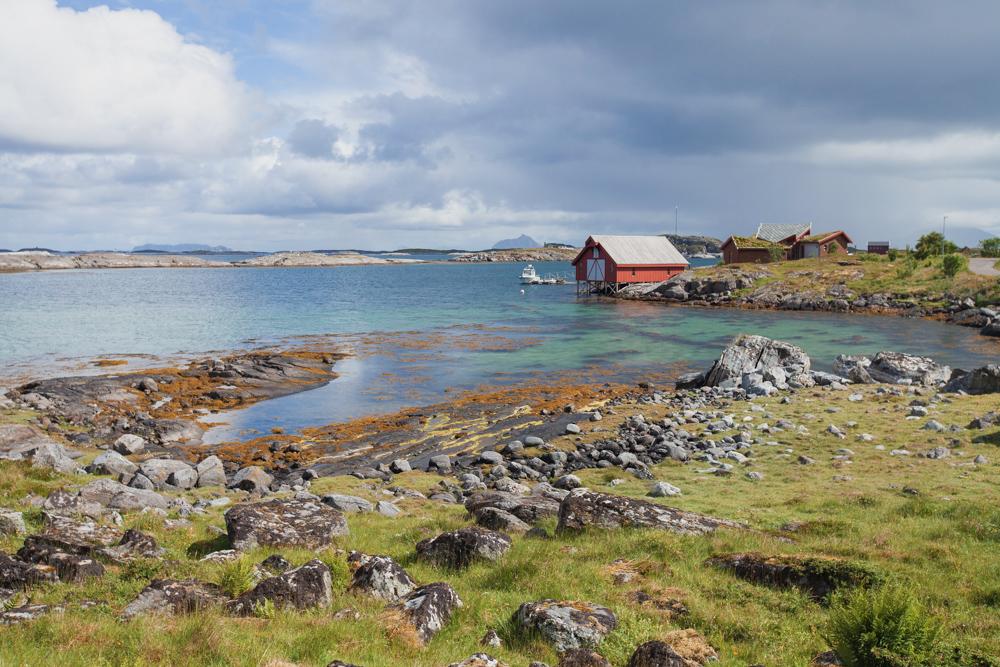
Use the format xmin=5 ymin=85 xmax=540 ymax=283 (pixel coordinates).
xmin=349 ymin=554 xmax=416 ymax=602
xmin=416 ymin=526 xmax=512 ymax=570
xmin=658 ymin=629 xmax=718 ymax=666
xmin=559 ymin=649 xmax=612 ymax=666
xmin=121 ymin=579 xmax=227 ymax=619
xmin=557 ymin=489 xmax=742 ymax=535
xmin=947 ymin=365 xmax=1000 ymax=394
xmin=0 ymin=509 xmax=26 ymax=536
xmin=706 ymin=552 xmax=880 ymax=601
xmin=225 ymin=499 xmax=348 ymax=551
xmin=866 ymin=351 xmax=950 ymax=386
xmin=39 ymin=552 xmax=105 ymax=583
xmin=229 ymin=559 xmax=333 ymax=615
xmin=87 ymin=450 xmax=138 ymax=477
xmin=701 ymin=335 xmax=811 ymax=388
xmin=513 ymin=600 xmax=617 ymax=652
xmin=97 ymin=529 xmax=164 ymax=563
xmin=448 ymin=654 xmax=508 ymax=667
xmin=0 ymin=553 xmax=57 ymax=590
xmin=473 ymin=507 xmax=531 ymax=533
xmin=138 ymin=458 xmax=198 ymax=489
xmin=0 ymin=603 xmax=64 ymax=626
xmin=394 ymin=582 xmax=462 ymax=644
xmin=321 ymin=494 xmax=373 ymax=513
xmin=113 ymin=434 xmax=146 ymax=455
xmin=19 ymin=513 xmax=121 ymax=559
xmin=76 ymin=479 xmax=169 ymax=511
xmin=627 ymin=641 xmax=687 ymax=667
xmin=464 ymin=491 xmax=561 ymax=525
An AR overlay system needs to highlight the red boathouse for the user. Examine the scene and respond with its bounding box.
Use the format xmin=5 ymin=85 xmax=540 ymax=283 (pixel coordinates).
xmin=572 ymin=235 xmax=689 ymax=294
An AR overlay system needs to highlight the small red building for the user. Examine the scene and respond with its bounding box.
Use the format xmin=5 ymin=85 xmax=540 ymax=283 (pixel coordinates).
xmin=868 ymin=241 xmax=890 ymax=255
xmin=789 ymin=230 xmax=854 ymax=259
xmin=720 ymin=236 xmax=785 ymax=264
xmin=572 ymin=235 xmax=688 ymax=292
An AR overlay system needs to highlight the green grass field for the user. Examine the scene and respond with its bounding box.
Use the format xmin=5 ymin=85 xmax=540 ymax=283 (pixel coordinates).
xmin=1 ymin=383 xmax=999 ymax=666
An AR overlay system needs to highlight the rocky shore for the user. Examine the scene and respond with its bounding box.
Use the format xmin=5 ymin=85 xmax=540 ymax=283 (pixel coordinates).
xmin=450 ymin=247 xmax=579 ymax=263
xmin=1 ymin=335 xmax=999 ymax=665
xmin=619 ymin=266 xmax=1000 ymax=340
xmin=233 ymin=252 xmax=400 ymax=267
xmin=0 ymin=252 xmax=230 ymax=272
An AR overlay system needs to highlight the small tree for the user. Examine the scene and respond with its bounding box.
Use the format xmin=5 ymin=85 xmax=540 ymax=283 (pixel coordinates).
xmin=941 ymin=253 xmax=967 ymax=278
xmin=980 ymin=238 xmax=1000 ymax=258
xmin=914 ymin=232 xmax=957 ymax=260
xmin=767 ymin=245 xmax=786 ymax=263
xmin=887 ymin=249 xmax=899 ymax=261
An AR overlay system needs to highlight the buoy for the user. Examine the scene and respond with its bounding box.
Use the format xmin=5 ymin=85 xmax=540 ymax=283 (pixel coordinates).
xmin=520 ymin=289 xmax=525 ymax=294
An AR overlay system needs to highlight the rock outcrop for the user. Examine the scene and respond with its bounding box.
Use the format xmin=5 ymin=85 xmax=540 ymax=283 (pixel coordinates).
xmin=122 ymin=579 xmax=227 ymax=619
xmin=349 ymin=554 xmax=416 ymax=602
xmin=393 ymin=582 xmax=463 ymax=643
xmin=707 ymin=553 xmax=880 ymax=601
xmin=513 ymin=600 xmax=618 ymax=652
xmin=416 ymin=527 xmax=512 ymax=570
xmin=229 ymin=559 xmax=333 ymax=615
xmin=557 ymin=489 xmax=742 ymax=535
xmin=225 ymin=499 xmax=348 ymax=551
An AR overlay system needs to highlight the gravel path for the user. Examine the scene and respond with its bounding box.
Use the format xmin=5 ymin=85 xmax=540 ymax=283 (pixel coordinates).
xmin=968 ymin=257 xmax=1000 ymax=276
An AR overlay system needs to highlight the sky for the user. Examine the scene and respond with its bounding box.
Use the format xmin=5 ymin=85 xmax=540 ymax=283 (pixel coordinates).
xmin=2 ymin=0 xmax=1000 ymax=251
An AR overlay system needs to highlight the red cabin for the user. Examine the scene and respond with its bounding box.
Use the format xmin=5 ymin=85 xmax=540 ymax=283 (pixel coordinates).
xmin=572 ymin=235 xmax=689 ymax=293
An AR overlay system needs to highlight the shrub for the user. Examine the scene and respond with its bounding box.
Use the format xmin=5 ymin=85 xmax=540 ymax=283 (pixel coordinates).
xmin=895 ymin=256 xmax=917 ymax=279
xmin=914 ymin=232 xmax=957 ymax=260
xmin=825 ymin=585 xmax=945 ymax=667
xmin=215 ymin=559 xmax=257 ymax=597
xmin=767 ymin=245 xmax=786 ymax=263
xmin=859 ymin=252 xmax=882 ymax=263
xmin=887 ymin=249 xmax=899 ymax=261
xmin=981 ymin=238 xmax=1000 ymax=258
xmin=941 ymin=253 xmax=967 ymax=278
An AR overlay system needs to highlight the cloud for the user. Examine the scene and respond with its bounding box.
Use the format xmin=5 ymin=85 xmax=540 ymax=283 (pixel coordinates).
xmin=286 ymin=119 xmax=340 ymax=159
xmin=0 ymin=0 xmax=258 ymax=156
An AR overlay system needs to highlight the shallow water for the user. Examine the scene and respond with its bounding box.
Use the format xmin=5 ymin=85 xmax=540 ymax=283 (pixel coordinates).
xmin=1 ymin=261 xmax=996 ymax=439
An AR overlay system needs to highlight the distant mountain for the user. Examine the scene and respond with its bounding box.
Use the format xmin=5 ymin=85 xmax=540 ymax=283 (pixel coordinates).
xmin=132 ymin=243 xmax=233 ymax=253
xmin=493 ymin=234 xmax=541 ymax=249
xmin=943 ymin=226 xmax=995 ymax=249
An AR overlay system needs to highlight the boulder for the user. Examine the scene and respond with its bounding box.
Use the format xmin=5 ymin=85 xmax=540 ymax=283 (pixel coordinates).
xmin=393 ymin=582 xmax=462 ymax=644
xmin=376 ymin=500 xmax=401 ymax=517
xmin=448 ymin=655 xmax=508 ymax=667
xmin=473 ymin=507 xmax=531 ymax=534
xmin=1 ymin=603 xmax=63 ymax=626
xmin=38 ymin=552 xmax=105 ymax=583
xmin=121 ymin=579 xmax=227 ymax=619
xmin=229 ymin=466 xmax=274 ymax=493
xmin=322 ymin=494 xmax=373 ymax=513
xmin=464 ymin=491 xmax=561 ymax=525
xmin=648 ymin=482 xmax=681 ymax=498
xmin=706 ymin=552 xmax=880 ymax=601
xmin=195 ymin=456 xmax=227 ymax=487
xmin=946 ymin=365 xmax=1000 ymax=394
xmin=557 ymin=489 xmax=742 ymax=535
xmin=19 ymin=513 xmax=121 ymax=559
xmin=513 ymin=600 xmax=617 ymax=652
xmin=416 ymin=527 xmax=512 ymax=570
xmin=0 ymin=509 xmax=26 ymax=536
xmin=113 ymin=434 xmax=146 ymax=455
xmin=701 ymin=335 xmax=811 ymax=388
xmin=139 ymin=458 xmax=198 ymax=489
xmin=389 ymin=458 xmax=411 ymax=473
xmin=0 ymin=553 xmax=57 ymax=589
xmin=866 ymin=351 xmax=950 ymax=386
xmin=229 ymin=559 xmax=333 ymax=615
xmin=225 ymin=499 xmax=348 ymax=551
xmin=428 ymin=454 xmax=452 ymax=473
xmin=76 ymin=479 xmax=169 ymax=511
xmin=657 ymin=629 xmax=718 ymax=666
xmin=627 ymin=641 xmax=687 ymax=667
xmin=349 ymin=554 xmax=416 ymax=602
xmin=97 ymin=529 xmax=164 ymax=563
xmin=559 ymin=650 xmax=612 ymax=667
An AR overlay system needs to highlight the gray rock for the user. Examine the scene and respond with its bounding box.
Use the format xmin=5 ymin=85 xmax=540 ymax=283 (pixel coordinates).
xmin=416 ymin=526 xmax=512 ymax=570
xmin=18 ymin=513 xmax=121 ymax=560
xmin=195 ymin=456 xmax=227 ymax=487
xmin=428 ymin=454 xmax=452 ymax=473
xmin=946 ymin=365 xmax=1000 ymax=394
xmin=514 ymin=599 xmax=617 ymax=652
xmin=88 ymin=450 xmax=138 ymax=477
xmin=77 ymin=479 xmax=169 ymax=511
xmin=479 ymin=451 xmax=504 ymax=465
xmin=924 ymin=446 xmax=950 ymax=459
xmin=225 ymin=499 xmax=348 ymax=551
xmin=746 ymin=471 xmax=764 ymax=481
xmin=702 ymin=335 xmax=811 ymax=388
xmin=866 ymin=351 xmax=951 ymax=386
xmin=474 ymin=507 xmax=532 ymax=534
xmin=465 ymin=491 xmax=561 ymax=525
xmin=229 ymin=559 xmax=333 ymax=615
xmin=648 ymin=482 xmax=681 ymax=498
xmin=565 ymin=423 xmax=581 ymax=435
xmin=923 ymin=420 xmax=946 ymax=432
xmin=113 ymin=434 xmax=146 ymax=455
xmin=393 ymin=582 xmax=462 ymax=643
xmin=128 ymin=473 xmax=156 ymax=491
xmin=322 ymin=494 xmax=373 ymax=513
xmin=97 ymin=528 xmax=164 ymax=563
xmin=349 ymin=554 xmax=416 ymax=602
xmin=554 ymin=474 xmax=582 ymax=490
xmin=974 ymin=454 xmax=989 ymax=465
xmin=0 ymin=509 xmax=27 ymax=536
xmin=229 ymin=466 xmax=273 ymax=494
xmin=121 ymin=579 xmax=227 ymax=619
xmin=557 ymin=489 xmax=742 ymax=535
xmin=139 ymin=459 xmax=197 ymax=489
xmin=627 ymin=640 xmax=687 ymax=667
xmin=0 ymin=552 xmax=58 ymax=590
xmin=389 ymin=458 xmax=412 ymax=473
xmin=375 ymin=500 xmax=401 ymax=517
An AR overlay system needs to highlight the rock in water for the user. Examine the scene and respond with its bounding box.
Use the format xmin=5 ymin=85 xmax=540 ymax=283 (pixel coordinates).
xmin=393 ymin=582 xmax=463 ymax=643
xmin=513 ymin=600 xmax=617 ymax=652
xmin=701 ymin=335 xmax=811 ymax=388
xmin=121 ymin=579 xmax=227 ymax=619
xmin=229 ymin=559 xmax=332 ymax=615
xmin=349 ymin=554 xmax=416 ymax=602
xmin=416 ymin=527 xmax=512 ymax=569
xmin=557 ymin=489 xmax=742 ymax=535
xmin=627 ymin=641 xmax=687 ymax=667
xmin=225 ymin=499 xmax=348 ymax=551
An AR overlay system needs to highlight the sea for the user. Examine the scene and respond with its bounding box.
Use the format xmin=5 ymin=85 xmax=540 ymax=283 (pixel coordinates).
xmin=1 ymin=258 xmax=996 ymax=441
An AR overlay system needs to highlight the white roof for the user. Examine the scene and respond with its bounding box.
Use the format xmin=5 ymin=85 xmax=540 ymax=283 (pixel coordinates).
xmin=755 ymin=223 xmax=810 ymax=243
xmin=588 ymin=235 xmax=688 ymax=266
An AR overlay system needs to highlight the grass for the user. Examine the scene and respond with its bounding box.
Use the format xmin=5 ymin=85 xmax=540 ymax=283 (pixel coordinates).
xmin=1 ymin=386 xmax=999 ymax=665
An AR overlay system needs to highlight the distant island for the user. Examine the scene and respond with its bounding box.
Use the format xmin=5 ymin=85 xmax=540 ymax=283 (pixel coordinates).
xmin=132 ymin=243 xmax=234 ymax=253
xmin=663 ymin=234 xmax=723 ymax=255
xmin=493 ymin=234 xmax=541 ymax=249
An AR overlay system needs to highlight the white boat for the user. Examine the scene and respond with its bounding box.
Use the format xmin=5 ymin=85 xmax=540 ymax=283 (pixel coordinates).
xmin=520 ymin=264 xmax=540 ymax=284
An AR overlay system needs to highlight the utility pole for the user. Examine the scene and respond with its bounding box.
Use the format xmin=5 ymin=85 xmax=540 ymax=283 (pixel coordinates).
xmin=942 ymin=215 xmax=948 ymax=256
xmin=675 ymin=206 xmax=679 ymax=236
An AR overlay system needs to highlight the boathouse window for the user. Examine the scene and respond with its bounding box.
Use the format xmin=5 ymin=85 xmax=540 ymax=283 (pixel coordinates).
xmin=592 ymin=247 xmax=599 ymax=258
xmin=631 ymin=269 xmax=636 ymax=276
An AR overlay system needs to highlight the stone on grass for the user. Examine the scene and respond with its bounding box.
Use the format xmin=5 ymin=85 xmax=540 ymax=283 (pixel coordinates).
xmin=706 ymin=552 xmax=880 ymax=601
xmin=322 ymin=494 xmax=373 ymax=513
xmin=393 ymin=582 xmax=462 ymax=644
xmin=349 ymin=554 xmax=416 ymax=602
xmin=229 ymin=466 xmax=273 ymax=493
xmin=77 ymin=479 xmax=169 ymax=511
xmin=513 ymin=600 xmax=617 ymax=652
xmin=474 ymin=507 xmax=531 ymax=534
xmin=648 ymin=482 xmax=681 ymax=498
xmin=195 ymin=456 xmax=227 ymax=487
xmin=0 ymin=509 xmax=27 ymax=536
xmin=389 ymin=458 xmax=411 ymax=473
xmin=225 ymin=499 xmax=348 ymax=551
xmin=19 ymin=513 xmax=121 ymax=558
xmin=122 ymin=579 xmax=227 ymax=619
xmin=138 ymin=459 xmax=197 ymax=489
xmin=448 ymin=655 xmax=508 ymax=667
xmin=557 ymin=489 xmax=742 ymax=535
xmin=87 ymin=450 xmax=138 ymax=477
xmin=416 ymin=526 xmax=512 ymax=570
xmin=558 ymin=649 xmax=611 ymax=667
xmin=0 ymin=553 xmax=58 ymax=590
xmin=229 ymin=559 xmax=332 ymax=615
xmin=375 ymin=500 xmax=401 ymax=517
xmin=113 ymin=434 xmax=146 ymax=455
xmin=465 ymin=491 xmax=560 ymax=525
xmin=97 ymin=529 xmax=164 ymax=563
xmin=627 ymin=640 xmax=687 ymax=667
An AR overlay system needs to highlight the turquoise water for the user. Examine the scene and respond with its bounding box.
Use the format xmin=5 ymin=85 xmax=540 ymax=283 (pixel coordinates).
xmin=1 ymin=261 xmax=995 ymax=438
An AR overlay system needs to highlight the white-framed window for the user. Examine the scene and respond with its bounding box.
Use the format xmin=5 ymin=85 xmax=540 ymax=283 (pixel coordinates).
xmin=592 ymin=247 xmax=599 ymax=258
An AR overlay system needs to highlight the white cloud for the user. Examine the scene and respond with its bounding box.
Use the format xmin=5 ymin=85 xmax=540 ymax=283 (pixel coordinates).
xmin=0 ymin=0 xmax=258 ymax=156
xmin=804 ymin=132 xmax=1000 ymax=167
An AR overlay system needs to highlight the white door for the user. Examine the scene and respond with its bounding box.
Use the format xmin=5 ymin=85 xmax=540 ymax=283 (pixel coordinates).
xmin=803 ymin=243 xmax=820 ymax=258
xmin=586 ymin=258 xmax=605 ymax=280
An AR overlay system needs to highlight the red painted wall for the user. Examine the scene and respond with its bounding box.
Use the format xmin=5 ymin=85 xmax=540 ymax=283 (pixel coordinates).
xmin=572 ymin=239 xmax=686 ymax=283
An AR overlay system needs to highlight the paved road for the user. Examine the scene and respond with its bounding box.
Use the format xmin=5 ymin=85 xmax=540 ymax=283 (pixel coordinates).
xmin=968 ymin=257 xmax=1000 ymax=276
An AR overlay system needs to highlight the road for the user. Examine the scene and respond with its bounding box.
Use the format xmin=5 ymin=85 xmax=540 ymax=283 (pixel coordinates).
xmin=968 ymin=257 xmax=1000 ymax=276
